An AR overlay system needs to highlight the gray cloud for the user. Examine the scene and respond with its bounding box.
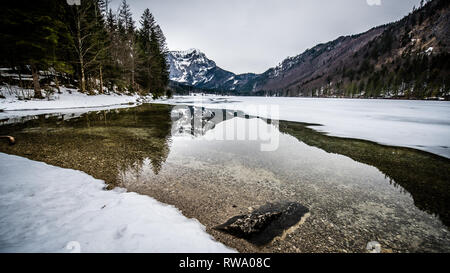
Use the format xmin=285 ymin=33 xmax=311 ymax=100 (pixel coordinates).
xmin=111 ymin=0 xmax=420 ymax=74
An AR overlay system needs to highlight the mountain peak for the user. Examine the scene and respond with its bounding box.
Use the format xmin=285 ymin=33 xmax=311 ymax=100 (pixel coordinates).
xmin=168 ymin=49 xmax=258 ymax=91
xmin=171 ymin=48 xmax=203 ymax=57
xmin=167 ymin=49 xmax=216 ymax=84
xmin=168 ymin=0 xmax=449 ymax=99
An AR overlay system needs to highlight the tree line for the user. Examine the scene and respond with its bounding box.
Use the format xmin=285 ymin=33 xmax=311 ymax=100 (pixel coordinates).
xmin=260 ymin=0 xmax=449 ymax=99
xmin=0 ymin=0 xmax=170 ymax=98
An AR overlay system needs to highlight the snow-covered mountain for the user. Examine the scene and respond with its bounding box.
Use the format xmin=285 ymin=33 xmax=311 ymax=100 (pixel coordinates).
xmin=168 ymin=49 xmax=258 ymax=91
xmin=168 ymin=49 xmax=216 ymax=85
xmin=168 ymin=1 xmax=449 ymax=98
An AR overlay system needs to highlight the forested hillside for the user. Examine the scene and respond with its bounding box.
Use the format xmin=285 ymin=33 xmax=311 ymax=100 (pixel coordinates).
xmin=251 ymin=0 xmax=450 ymax=99
xmin=165 ymin=0 xmax=449 ymax=100
xmin=0 ymin=0 xmax=170 ymax=98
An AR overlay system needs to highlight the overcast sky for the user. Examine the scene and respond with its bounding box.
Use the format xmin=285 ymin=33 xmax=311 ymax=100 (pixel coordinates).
xmin=110 ymin=0 xmax=421 ymax=74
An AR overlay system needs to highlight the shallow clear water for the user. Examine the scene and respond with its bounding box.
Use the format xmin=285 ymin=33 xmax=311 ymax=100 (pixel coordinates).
xmin=0 ymin=103 xmax=449 ymax=252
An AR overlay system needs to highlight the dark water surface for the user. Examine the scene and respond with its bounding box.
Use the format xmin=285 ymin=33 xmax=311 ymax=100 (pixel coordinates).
xmin=0 ymin=104 xmax=449 ymax=253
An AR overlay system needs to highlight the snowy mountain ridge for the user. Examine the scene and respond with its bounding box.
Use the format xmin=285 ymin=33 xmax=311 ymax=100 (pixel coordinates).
xmin=168 ymin=1 xmax=449 ymax=98
xmin=168 ymin=49 xmax=217 ymax=85
xmin=167 ymin=49 xmax=258 ymax=91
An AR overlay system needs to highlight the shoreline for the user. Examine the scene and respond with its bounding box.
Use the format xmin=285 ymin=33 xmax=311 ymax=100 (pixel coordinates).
xmin=0 ymin=152 xmax=234 ymax=253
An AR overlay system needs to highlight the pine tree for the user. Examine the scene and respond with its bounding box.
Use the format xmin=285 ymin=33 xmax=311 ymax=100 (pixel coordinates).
xmin=117 ymin=0 xmax=138 ymax=91
xmin=154 ymin=25 xmax=170 ymax=95
xmin=104 ymin=8 xmax=122 ymax=91
xmin=138 ymin=9 xmax=156 ymax=49
xmin=92 ymin=0 xmax=110 ymax=93
xmin=50 ymin=2 xmax=75 ymax=93
xmin=136 ymin=9 xmax=156 ymax=93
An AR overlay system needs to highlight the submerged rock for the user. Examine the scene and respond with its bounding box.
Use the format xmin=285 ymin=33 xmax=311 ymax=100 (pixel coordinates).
xmin=0 ymin=136 xmax=15 ymax=145
xmin=215 ymin=202 xmax=309 ymax=246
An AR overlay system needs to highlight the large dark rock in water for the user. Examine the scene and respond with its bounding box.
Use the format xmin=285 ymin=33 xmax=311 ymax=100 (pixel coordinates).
xmin=214 ymin=202 xmax=309 ymax=246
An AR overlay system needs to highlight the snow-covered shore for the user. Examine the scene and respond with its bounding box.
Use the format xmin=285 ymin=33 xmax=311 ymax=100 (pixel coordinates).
xmin=0 ymin=87 xmax=141 ymax=111
xmin=0 ymin=89 xmax=237 ymax=253
xmin=2 ymin=90 xmax=449 ymax=158
xmin=0 ymin=86 xmax=149 ymax=121
xmin=155 ymin=95 xmax=450 ymax=158
xmin=0 ymin=153 xmax=234 ymax=253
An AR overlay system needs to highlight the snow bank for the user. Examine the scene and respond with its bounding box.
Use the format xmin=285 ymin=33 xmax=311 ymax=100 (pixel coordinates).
xmin=0 ymin=153 xmax=234 ymax=253
xmin=0 ymin=106 xmax=138 ymax=126
xmin=0 ymin=86 xmax=148 ymax=120
xmin=155 ymin=95 xmax=450 ymax=158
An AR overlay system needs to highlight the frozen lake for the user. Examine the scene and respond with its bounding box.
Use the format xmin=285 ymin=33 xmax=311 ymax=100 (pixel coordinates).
xmin=156 ymin=96 xmax=450 ymax=158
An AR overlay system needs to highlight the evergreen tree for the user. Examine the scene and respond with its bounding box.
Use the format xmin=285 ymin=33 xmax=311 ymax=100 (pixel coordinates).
xmin=118 ymin=0 xmax=137 ymax=90
xmin=154 ymin=25 xmax=170 ymax=95
xmin=0 ymin=1 xmax=71 ymax=98
xmin=136 ymin=9 xmax=156 ymax=94
xmin=92 ymin=2 xmax=109 ymax=93
xmin=136 ymin=9 xmax=169 ymax=97
xmin=0 ymin=0 xmax=170 ymax=98
xmin=104 ymin=9 xmax=123 ymax=91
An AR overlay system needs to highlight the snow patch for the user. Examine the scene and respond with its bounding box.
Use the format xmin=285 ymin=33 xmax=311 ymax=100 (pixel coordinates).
xmin=0 ymin=86 xmax=148 ymax=120
xmin=0 ymin=153 xmax=235 ymax=253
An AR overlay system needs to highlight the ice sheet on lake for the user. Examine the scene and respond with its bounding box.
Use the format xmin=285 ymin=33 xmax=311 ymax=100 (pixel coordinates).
xmin=156 ymin=95 xmax=450 ymax=158
xmin=0 ymin=153 xmax=235 ymax=253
